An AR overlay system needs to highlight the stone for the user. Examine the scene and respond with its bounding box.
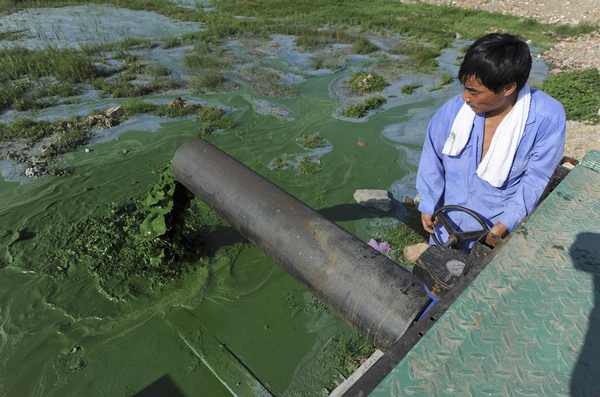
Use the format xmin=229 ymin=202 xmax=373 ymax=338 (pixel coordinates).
xmin=403 ymin=242 xmax=429 ymax=264
xmin=25 ymin=166 xmax=42 ymax=178
xmin=169 ymin=97 xmax=185 ymax=107
xmin=414 ymin=193 xmax=421 ymax=207
xmin=353 ymin=189 xmax=392 ymax=212
xmin=549 ymin=68 xmax=562 ymax=75
xmin=84 ymin=148 xmax=90 ymax=153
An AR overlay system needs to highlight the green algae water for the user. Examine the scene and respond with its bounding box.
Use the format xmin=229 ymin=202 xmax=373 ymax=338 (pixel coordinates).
xmin=0 ymin=4 xmax=554 ymax=395
xmin=0 ymin=72 xmax=448 ymax=395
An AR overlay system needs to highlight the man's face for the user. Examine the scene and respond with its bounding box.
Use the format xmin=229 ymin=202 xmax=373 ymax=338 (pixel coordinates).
xmin=461 ymin=76 xmax=515 ymax=115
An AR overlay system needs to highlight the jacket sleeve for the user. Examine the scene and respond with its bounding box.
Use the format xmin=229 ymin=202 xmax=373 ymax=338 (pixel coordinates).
xmin=497 ymin=110 xmax=566 ymax=232
xmin=416 ymin=106 xmax=451 ymax=216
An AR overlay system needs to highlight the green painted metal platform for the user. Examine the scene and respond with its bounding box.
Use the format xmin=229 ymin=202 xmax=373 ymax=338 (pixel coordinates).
xmin=371 ymin=150 xmax=600 ymax=396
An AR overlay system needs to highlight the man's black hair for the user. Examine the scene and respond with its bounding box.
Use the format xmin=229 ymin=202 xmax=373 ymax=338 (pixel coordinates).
xmin=458 ymin=33 xmax=532 ymax=93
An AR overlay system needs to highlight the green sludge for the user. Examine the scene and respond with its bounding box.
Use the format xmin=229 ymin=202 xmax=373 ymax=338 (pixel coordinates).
xmin=0 ymin=68 xmax=449 ymax=396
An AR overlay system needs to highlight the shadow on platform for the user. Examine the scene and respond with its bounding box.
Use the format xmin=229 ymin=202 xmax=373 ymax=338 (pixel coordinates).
xmin=570 ymin=232 xmax=600 ymax=396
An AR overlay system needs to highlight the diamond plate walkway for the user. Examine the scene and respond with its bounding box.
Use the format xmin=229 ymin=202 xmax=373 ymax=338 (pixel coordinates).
xmin=370 ymin=150 xmax=600 ymax=397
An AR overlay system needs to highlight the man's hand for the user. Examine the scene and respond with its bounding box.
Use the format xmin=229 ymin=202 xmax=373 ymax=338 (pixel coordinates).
xmin=484 ymin=222 xmax=508 ymax=247
xmin=421 ymin=212 xmax=439 ymax=234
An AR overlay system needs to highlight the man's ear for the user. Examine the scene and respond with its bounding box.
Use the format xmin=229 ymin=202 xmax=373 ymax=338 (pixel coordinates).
xmin=503 ymin=82 xmax=518 ymax=97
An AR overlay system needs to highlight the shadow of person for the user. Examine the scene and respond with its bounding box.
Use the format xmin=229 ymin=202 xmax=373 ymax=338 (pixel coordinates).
xmin=570 ymin=232 xmax=600 ymax=396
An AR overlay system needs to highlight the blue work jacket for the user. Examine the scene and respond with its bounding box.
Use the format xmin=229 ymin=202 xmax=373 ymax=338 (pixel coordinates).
xmin=416 ymin=89 xmax=566 ymax=249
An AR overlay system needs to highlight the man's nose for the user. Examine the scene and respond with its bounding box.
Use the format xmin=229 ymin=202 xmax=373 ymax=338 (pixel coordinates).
xmin=462 ymin=90 xmax=471 ymax=103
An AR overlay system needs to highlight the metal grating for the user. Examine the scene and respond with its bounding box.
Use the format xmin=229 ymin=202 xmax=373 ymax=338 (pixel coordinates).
xmin=372 ymin=149 xmax=600 ymax=396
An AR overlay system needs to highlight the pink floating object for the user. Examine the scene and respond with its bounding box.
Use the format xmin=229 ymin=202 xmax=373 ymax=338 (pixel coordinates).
xmin=368 ymin=238 xmax=391 ymax=253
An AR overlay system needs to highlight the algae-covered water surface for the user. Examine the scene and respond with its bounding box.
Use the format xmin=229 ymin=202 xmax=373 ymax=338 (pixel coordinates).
xmin=0 ymin=2 xmax=555 ymax=396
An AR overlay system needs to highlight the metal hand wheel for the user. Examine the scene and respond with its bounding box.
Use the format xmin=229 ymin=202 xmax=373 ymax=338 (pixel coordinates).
xmin=431 ymin=205 xmax=490 ymax=248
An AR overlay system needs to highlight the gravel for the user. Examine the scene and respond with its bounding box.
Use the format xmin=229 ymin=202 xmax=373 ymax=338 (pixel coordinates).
xmin=401 ymin=0 xmax=600 ymax=72
xmin=403 ymin=0 xmax=600 ymax=159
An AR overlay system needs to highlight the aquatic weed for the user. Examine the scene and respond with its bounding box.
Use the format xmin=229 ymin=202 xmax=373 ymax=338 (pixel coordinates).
xmin=341 ymin=96 xmax=386 ymax=118
xmin=320 ymin=327 xmax=375 ymax=390
xmin=345 ymin=71 xmax=388 ymax=94
xmin=309 ymin=55 xmax=325 ymax=70
xmin=162 ymin=36 xmax=181 ymax=49
xmin=298 ymin=154 xmax=321 ymax=175
xmin=299 ymin=133 xmax=328 ymax=149
xmin=189 ymin=71 xmax=226 ymax=93
xmin=352 ymin=37 xmax=379 ymax=54
xmin=401 ymin=81 xmax=422 ymax=95
xmin=197 ymin=107 xmax=235 ymax=136
xmin=272 ymin=156 xmax=288 ymax=171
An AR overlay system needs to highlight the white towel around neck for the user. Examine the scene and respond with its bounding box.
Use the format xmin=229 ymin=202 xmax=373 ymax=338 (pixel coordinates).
xmin=442 ymin=84 xmax=531 ymax=188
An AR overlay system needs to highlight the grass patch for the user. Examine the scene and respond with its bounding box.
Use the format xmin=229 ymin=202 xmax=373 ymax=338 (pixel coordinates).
xmin=401 ymin=81 xmax=422 ymax=95
xmin=214 ymin=0 xmax=594 ymax=49
xmin=0 ymin=118 xmax=53 ymax=143
xmin=298 ymin=154 xmax=321 ymax=175
xmin=111 ymin=98 xmax=201 ymax=119
xmin=0 ymin=28 xmax=28 ymax=41
xmin=539 ymin=68 xmax=600 ymax=124
xmin=308 ymin=55 xmax=325 ymax=70
xmin=149 ymin=64 xmax=171 ymax=77
xmin=379 ymin=204 xmax=428 ymax=265
xmin=162 ymin=36 xmax=181 ymax=49
xmin=296 ymin=34 xmax=319 ymax=48
xmin=345 ymin=71 xmax=388 ymax=94
xmin=272 ymin=156 xmax=288 ymax=171
xmin=182 ymin=44 xmax=230 ymax=70
xmin=197 ymin=106 xmax=235 ymax=136
xmin=341 ymin=96 xmax=386 ymax=118
xmin=110 ymin=99 xmax=235 ymax=136
xmin=320 ymin=327 xmax=375 ymax=390
xmin=429 ymin=72 xmax=454 ymax=91
xmin=241 ymin=64 xmax=298 ymax=98
xmin=42 ymin=128 xmax=92 ymax=158
xmin=189 ymin=71 xmax=226 ymax=93
xmin=91 ymin=75 xmax=153 ymax=98
xmin=352 ymin=37 xmax=379 ymax=54
xmin=3 ymin=0 xmax=594 ymax=51
xmin=299 ymin=133 xmax=328 ymax=149
xmin=391 ymin=43 xmax=440 ymax=72
xmin=0 ymin=45 xmax=99 ymax=110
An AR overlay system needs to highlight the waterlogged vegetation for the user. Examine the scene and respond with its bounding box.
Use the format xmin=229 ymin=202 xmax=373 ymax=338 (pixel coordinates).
xmin=539 ymin=68 xmax=600 ymax=124
xmin=380 ymin=202 xmax=429 ymax=266
xmin=41 ymin=167 xmax=226 ymax=300
xmin=298 ymin=154 xmax=322 ymax=175
xmin=0 ymin=0 xmax=597 ymax=396
xmin=401 ymin=81 xmax=423 ymax=95
xmin=299 ymin=133 xmax=328 ymax=149
xmin=342 ymin=96 xmax=386 ymax=118
xmin=346 ymin=71 xmax=389 ymax=94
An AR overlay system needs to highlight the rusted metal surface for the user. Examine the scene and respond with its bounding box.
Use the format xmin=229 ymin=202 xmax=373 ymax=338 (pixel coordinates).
xmin=172 ymin=138 xmax=429 ymax=351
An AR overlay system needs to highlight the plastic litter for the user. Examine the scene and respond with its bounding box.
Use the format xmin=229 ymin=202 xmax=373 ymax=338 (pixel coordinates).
xmin=368 ymin=239 xmax=391 ymax=253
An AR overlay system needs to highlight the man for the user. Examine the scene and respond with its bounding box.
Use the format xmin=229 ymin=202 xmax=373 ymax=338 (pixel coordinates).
xmin=416 ymin=33 xmax=565 ymax=250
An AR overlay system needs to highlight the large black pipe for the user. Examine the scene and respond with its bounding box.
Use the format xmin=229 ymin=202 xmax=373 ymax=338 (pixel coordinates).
xmin=172 ymin=138 xmax=429 ymax=350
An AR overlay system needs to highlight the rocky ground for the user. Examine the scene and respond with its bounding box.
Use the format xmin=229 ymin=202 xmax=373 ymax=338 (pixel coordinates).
xmin=403 ymin=0 xmax=600 ymax=160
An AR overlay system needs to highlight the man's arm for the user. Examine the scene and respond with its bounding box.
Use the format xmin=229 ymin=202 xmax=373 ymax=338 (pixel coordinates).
xmin=496 ymin=111 xmax=566 ymax=234
xmin=416 ymin=107 xmax=452 ymax=233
